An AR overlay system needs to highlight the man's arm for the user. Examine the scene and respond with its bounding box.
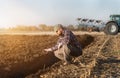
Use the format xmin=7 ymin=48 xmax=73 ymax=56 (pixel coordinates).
xmin=44 ymin=40 xmax=60 ymax=52
xmin=44 ymin=30 xmax=71 ymax=52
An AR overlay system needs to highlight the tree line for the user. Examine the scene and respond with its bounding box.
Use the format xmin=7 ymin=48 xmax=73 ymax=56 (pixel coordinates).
xmin=3 ymin=24 xmax=104 ymax=32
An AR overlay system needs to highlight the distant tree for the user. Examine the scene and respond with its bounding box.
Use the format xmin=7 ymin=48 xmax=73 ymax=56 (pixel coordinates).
xmin=38 ymin=24 xmax=47 ymax=31
xmin=38 ymin=24 xmax=54 ymax=31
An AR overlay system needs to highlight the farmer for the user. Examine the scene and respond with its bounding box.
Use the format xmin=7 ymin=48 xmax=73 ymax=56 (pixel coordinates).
xmin=44 ymin=24 xmax=82 ymax=65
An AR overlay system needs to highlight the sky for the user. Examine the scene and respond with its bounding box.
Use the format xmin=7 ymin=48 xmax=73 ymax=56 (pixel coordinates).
xmin=0 ymin=0 xmax=120 ymax=28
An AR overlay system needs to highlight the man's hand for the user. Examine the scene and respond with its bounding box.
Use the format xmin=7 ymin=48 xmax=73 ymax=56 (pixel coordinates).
xmin=44 ymin=48 xmax=52 ymax=52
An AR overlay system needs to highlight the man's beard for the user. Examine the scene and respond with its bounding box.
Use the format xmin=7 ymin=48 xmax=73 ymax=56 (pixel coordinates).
xmin=59 ymin=33 xmax=64 ymax=37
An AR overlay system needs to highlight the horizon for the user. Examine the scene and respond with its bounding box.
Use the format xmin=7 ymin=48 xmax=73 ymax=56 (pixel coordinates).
xmin=0 ymin=0 xmax=120 ymax=28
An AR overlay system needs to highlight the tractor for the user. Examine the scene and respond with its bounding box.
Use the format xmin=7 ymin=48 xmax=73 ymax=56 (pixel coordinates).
xmin=77 ymin=14 xmax=120 ymax=35
xmin=104 ymin=15 xmax=120 ymax=35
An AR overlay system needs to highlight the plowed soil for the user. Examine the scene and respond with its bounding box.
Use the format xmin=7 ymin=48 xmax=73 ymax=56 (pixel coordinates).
xmin=0 ymin=34 xmax=120 ymax=78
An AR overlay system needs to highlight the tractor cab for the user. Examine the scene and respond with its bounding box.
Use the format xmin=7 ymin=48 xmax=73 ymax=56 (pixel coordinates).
xmin=110 ymin=15 xmax=120 ymax=25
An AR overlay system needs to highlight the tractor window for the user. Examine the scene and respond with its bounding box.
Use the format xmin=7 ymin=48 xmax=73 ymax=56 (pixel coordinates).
xmin=115 ymin=17 xmax=120 ymax=20
xmin=110 ymin=16 xmax=120 ymax=21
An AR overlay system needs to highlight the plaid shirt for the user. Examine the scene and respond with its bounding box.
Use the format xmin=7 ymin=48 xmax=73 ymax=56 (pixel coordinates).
xmin=51 ymin=29 xmax=82 ymax=51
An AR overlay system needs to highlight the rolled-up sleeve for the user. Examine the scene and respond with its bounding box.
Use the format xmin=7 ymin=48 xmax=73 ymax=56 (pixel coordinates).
xmin=50 ymin=39 xmax=61 ymax=51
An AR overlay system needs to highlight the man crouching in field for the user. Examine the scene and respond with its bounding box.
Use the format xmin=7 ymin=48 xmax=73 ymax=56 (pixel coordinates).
xmin=44 ymin=24 xmax=82 ymax=65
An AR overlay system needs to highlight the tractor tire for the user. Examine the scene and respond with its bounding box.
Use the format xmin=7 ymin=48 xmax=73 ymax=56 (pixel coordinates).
xmin=104 ymin=22 xmax=119 ymax=35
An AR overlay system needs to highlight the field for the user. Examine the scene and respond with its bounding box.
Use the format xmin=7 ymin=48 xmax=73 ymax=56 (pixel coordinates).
xmin=0 ymin=32 xmax=120 ymax=78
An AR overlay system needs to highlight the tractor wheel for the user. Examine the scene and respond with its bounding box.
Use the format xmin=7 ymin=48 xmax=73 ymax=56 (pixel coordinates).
xmin=104 ymin=22 xmax=119 ymax=35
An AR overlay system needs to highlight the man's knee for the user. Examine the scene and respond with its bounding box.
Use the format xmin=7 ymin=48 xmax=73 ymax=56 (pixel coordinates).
xmin=54 ymin=50 xmax=59 ymax=57
xmin=63 ymin=44 xmax=70 ymax=53
xmin=54 ymin=50 xmax=64 ymax=60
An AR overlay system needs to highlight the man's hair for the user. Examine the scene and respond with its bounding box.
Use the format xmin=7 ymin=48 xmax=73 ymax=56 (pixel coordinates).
xmin=54 ymin=24 xmax=64 ymax=32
